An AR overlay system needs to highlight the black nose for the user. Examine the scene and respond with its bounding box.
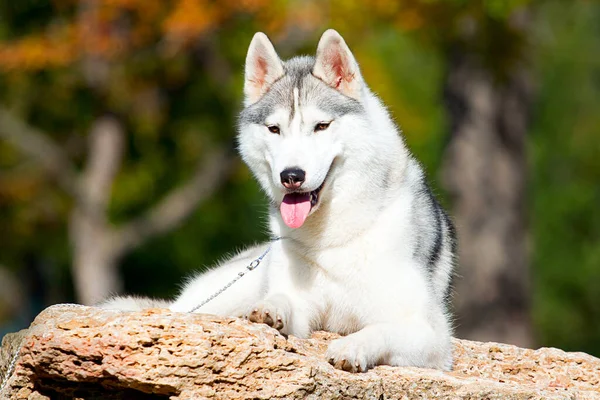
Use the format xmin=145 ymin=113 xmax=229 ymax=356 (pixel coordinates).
xmin=280 ymin=168 xmax=306 ymax=189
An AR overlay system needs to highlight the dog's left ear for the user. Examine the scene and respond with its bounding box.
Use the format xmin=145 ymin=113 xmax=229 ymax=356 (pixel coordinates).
xmin=313 ymin=29 xmax=362 ymax=100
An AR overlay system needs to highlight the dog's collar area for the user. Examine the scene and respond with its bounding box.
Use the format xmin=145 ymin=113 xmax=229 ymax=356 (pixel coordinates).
xmin=187 ymin=237 xmax=282 ymax=313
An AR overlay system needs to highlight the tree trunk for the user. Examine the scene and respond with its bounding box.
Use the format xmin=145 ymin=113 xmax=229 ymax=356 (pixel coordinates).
xmin=442 ymin=51 xmax=533 ymax=347
xmin=69 ymin=213 xmax=121 ymax=306
xmin=69 ymin=116 xmax=124 ymax=305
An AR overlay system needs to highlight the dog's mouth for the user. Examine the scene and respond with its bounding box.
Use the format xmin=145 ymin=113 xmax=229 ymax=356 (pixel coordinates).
xmin=279 ymin=169 xmax=330 ymax=229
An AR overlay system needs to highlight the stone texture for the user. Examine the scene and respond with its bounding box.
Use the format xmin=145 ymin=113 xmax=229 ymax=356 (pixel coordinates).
xmin=1 ymin=305 xmax=599 ymax=399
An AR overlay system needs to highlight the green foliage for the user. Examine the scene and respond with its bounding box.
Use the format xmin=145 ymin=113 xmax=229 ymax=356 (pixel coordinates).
xmin=482 ymin=0 xmax=529 ymax=20
xmin=530 ymin=0 xmax=600 ymax=355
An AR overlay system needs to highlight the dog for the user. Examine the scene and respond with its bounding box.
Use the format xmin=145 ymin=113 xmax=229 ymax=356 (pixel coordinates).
xmin=101 ymin=29 xmax=456 ymax=372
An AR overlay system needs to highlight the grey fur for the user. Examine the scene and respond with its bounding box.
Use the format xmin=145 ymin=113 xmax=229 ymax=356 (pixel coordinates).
xmin=239 ymin=56 xmax=364 ymax=127
xmin=440 ymin=209 xmax=458 ymax=302
xmin=406 ymin=156 xmax=456 ymax=305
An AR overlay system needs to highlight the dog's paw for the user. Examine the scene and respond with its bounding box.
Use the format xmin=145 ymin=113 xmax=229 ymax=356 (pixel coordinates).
xmin=245 ymin=301 xmax=286 ymax=332
xmin=326 ymin=336 xmax=369 ymax=373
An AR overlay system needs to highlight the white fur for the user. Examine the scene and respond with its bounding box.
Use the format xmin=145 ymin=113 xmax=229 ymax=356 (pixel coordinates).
xmin=105 ymin=29 xmax=454 ymax=372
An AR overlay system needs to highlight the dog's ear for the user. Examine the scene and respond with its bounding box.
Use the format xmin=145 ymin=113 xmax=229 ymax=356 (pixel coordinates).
xmin=313 ymin=29 xmax=362 ymax=100
xmin=244 ymin=32 xmax=285 ymax=105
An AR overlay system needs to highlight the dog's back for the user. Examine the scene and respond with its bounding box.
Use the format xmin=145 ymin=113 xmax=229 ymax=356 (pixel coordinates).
xmin=405 ymin=157 xmax=456 ymax=305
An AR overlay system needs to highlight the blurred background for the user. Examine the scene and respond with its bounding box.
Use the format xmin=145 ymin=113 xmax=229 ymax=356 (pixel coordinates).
xmin=0 ymin=0 xmax=598 ymax=356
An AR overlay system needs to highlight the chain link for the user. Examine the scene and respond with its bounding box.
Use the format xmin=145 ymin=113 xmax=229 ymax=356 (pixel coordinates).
xmin=0 ymin=341 xmax=22 ymax=394
xmin=188 ymin=240 xmax=276 ymax=313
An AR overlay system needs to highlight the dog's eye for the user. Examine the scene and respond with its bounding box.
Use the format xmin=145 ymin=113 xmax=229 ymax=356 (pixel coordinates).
xmin=267 ymin=125 xmax=280 ymax=134
xmin=314 ymin=122 xmax=331 ymax=132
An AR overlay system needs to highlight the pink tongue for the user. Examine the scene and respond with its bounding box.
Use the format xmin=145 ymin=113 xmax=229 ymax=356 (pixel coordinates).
xmin=280 ymin=193 xmax=311 ymax=228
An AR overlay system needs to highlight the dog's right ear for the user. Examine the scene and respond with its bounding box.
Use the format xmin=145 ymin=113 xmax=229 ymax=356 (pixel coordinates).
xmin=244 ymin=32 xmax=285 ymax=106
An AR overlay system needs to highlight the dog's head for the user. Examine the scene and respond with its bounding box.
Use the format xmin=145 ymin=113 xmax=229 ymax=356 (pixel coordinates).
xmin=238 ymin=30 xmax=368 ymax=229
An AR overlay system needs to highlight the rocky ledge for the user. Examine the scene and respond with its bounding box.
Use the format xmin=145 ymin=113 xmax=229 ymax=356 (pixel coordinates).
xmin=1 ymin=305 xmax=599 ymax=399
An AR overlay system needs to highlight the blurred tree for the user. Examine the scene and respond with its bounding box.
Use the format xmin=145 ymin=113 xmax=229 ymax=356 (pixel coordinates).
xmin=438 ymin=3 xmax=534 ymax=347
xmin=0 ymin=0 xmax=274 ymax=304
xmin=530 ymin=1 xmax=600 ymax=355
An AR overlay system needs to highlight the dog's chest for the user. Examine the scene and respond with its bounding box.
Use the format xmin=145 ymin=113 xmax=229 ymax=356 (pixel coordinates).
xmin=309 ymin=238 xmax=429 ymax=334
xmin=310 ymin=244 xmax=405 ymax=333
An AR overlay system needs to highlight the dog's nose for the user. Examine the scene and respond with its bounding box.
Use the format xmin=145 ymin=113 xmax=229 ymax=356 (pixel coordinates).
xmin=280 ymin=168 xmax=306 ymax=190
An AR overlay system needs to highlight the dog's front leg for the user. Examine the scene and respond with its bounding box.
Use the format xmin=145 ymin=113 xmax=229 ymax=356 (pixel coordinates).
xmin=244 ymin=293 xmax=290 ymax=333
xmin=326 ymin=318 xmax=452 ymax=372
xmin=244 ymin=292 xmax=312 ymax=338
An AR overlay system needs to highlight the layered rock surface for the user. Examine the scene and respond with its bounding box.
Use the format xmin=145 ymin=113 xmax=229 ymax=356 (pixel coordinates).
xmin=1 ymin=305 xmax=599 ymax=399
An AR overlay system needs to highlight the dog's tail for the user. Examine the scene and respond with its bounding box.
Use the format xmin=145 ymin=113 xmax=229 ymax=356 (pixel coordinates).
xmin=96 ymin=295 xmax=171 ymax=311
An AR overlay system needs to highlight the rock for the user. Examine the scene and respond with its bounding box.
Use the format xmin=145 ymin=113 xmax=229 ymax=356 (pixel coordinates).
xmin=1 ymin=305 xmax=599 ymax=399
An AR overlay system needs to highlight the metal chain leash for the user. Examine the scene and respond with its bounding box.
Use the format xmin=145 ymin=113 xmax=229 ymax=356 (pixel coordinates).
xmin=1 ymin=240 xmax=279 ymax=393
xmin=0 ymin=342 xmax=21 ymax=394
xmin=188 ymin=238 xmax=278 ymax=313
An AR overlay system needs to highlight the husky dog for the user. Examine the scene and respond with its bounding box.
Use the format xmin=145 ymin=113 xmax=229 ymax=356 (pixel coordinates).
xmin=102 ymin=29 xmax=456 ymax=372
